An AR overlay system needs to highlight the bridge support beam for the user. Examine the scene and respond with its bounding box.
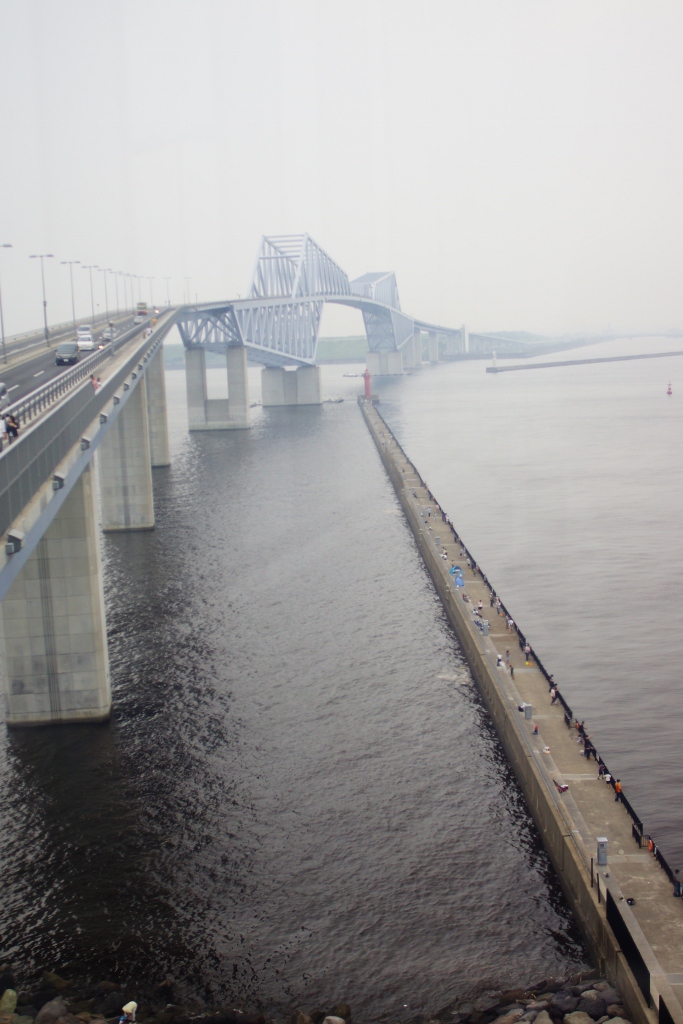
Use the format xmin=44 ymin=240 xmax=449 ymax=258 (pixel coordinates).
xmin=428 ymin=331 xmax=439 ymax=363
xmin=145 ymin=347 xmax=170 ymax=467
xmin=261 ymin=366 xmax=322 ymax=405
xmin=99 ymin=382 xmax=155 ymax=532
xmin=413 ymin=329 xmax=423 ymax=366
xmin=185 ymin=347 xmax=251 ymax=429
xmin=366 ymin=352 xmax=403 ymax=376
xmin=0 ymin=464 xmax=111 ymax=726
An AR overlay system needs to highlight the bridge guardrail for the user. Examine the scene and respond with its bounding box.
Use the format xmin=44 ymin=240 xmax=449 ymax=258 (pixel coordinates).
xmin=0 ymin=311 xmax=177 ymax=540
xmin=7 ymin=318 xmax=154 ymax=429
xmin=2 ymin=309 xmax=136 ymax=349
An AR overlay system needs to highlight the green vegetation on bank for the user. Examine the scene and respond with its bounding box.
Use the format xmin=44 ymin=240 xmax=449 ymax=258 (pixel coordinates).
xmin=315 ymin=336 xmax=368 ymax=361
xmin=163 ymin=337 xmax=368 ymax=369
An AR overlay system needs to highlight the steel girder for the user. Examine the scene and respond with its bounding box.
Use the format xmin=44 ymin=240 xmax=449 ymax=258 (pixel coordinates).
xmin=250 ymin=234 xmax=350 ymax=301
xmin=175 ymin=234 xmax=433 ymax=365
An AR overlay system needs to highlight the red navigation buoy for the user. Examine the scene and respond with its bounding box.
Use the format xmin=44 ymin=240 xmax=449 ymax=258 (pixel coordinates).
xmin=363 ymin=367 xmax=372 ymax=399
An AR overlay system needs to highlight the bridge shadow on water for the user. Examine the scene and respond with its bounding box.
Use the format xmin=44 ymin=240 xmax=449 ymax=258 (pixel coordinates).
xmin=0 ymin=371 xmax=589 ymax=1020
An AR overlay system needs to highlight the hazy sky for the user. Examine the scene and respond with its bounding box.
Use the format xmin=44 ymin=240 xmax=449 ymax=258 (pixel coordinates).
xmin=1 ymin=0 xmax=682 ymax=337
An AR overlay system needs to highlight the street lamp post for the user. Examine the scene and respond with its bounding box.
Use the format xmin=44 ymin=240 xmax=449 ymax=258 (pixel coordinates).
xmin=0 ymin=243 xmax=13 ymax=364
xmin=148 ymin=276 xmax=155 ymax=309
xmin=61 ymin=259 xmax=80 ymax=330
xmin=29 ymin=253 xmax=55 ymax=345
xmin=98 ymin=268 xmax=110 ymax=318
xmin=82 ymin=265 xmax=97 ymax=323
xmin=163 ymin=276 xmax=171 ymax=306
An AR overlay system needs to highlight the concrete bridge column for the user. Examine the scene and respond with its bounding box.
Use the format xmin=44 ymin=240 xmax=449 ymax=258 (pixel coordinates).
xmin=413 ymin=329 xmax=423 ymax=366
xmin=0 ymin=464 xmax=111 ymax=726
xmin=462 ymin=323 xmax=469 ymax=353
xmin=185 ymin=348 xmax=209 ymax=429
xmin=296 ymin=365 xmax=322 ymax=403
xmin=227 ymin=347 xmax=250 ymax=426
xmin=428 ymin=331 xmax=439 ymax=363
xmin=366 ymin=352 xmax=403 ymax=376
xmin=185 ymin=346 xmax=251 ymax=428
xmin=145 ymin=347 xmax=170 ymax=467
xmin=262 ymin=367 xmax=297 ymax=406
xmin=99 ymin=383 xmax=155 ymax=532
xmin=402 ymin=338 xmax=415 ymax=369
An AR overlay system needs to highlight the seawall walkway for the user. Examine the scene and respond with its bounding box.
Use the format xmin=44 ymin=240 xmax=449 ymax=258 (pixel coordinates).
xmin=358 ymin=397 xmax=683 ymax=1024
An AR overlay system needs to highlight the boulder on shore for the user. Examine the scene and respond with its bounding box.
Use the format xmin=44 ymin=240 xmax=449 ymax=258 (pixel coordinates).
xmin=550 ymin=995 xmax=578 ymax=1016
xmin=35 ymin=999 xmax=68 ymax=1024
xmin=563 ymin=1013 xmax=594 ymax=1024
xmin=576 ymin=998 xmax=606 ymax=1020
xmin=0 ymin=993 xmax=17 ymax=1015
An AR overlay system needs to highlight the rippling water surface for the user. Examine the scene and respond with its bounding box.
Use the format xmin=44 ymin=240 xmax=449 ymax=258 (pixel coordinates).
xmin=0 ymin=365 xmax=588 ymax=1020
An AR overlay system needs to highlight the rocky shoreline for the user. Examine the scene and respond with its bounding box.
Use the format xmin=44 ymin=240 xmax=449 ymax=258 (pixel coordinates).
xmin=0 ymin=968 xmax=634 ymax=1024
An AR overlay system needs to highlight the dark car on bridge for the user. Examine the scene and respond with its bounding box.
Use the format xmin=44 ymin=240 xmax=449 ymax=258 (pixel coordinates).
xmin=55 ymin=341 xmax=79 ymax=366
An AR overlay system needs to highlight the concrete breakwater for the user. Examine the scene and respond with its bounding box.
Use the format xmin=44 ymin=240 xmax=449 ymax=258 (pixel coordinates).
xmin=357 ymin=397 xmax=683 ymax=1024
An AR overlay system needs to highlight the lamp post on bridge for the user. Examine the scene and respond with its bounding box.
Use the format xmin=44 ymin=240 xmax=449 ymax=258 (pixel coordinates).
xmin=112 ymin=272 xmax=120 ymax=315
xmin=0 ymin=243 xmax=12 ymax=364
xmin=60 ymin=259 xmax=80 ymax=330
xmin=163 ymin=276 xmax=171 ymax=307
xmin=97 ymin=268 xmax=111 ymax=319
xmin=82 ymin=265 xmax=97 ymax=323
xmin=147 ymin=276 xmax=155 ymax=309
xmin=29 ymin=253 xmax=54 ymax=345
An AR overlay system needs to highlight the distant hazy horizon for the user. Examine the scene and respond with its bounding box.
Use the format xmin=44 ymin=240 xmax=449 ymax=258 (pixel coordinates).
xmin=1 ymin=1 xmax=682 ymax=338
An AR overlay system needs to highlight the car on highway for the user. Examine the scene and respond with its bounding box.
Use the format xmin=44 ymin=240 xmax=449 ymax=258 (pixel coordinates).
xmin=0 ymin=383 xmax=9 ymax=411
xmin=76 ymin=326 xmax=95 ymax=351
xmin=133 ymin=313 xmax=147 ymax=325
xmin=55 ymin=341 xmax=80 ymax=366
xmin=100 ymin=326 xmax=117 ymax=344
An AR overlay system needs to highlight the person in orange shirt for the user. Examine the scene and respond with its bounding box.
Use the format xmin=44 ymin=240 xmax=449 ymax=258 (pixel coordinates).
xmin=614 ymin=779 xmax=623 ymax=803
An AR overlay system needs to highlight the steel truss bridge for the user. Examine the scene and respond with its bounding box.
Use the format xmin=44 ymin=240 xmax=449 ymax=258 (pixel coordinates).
xmin=176 ymin=234 xmax=523 ymax=366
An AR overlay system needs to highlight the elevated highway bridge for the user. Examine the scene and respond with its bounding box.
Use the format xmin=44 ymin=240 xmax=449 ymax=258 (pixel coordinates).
xmin=0 ymin=232 xmax=517 ymax=725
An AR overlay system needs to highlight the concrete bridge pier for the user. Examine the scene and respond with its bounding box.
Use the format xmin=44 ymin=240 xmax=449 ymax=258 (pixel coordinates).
xmin=402 ymin=337 xmax=415 ymax=369
xmin=99 ymin=382 xmax=155 ymax=532
xmin=261 ymin=366 xmax=322 ymax=406
xmin=462 ymin=323 xmax=469 ymax=353
xmin=366 ymin=351 xmax=403 ymax=375
xmin=145 ymin=347 xmax=170 ymax=467
xmin=446 ymin=333 xmax=459 ymax=356
xmin=428 ymin=331 xmax=439 ymax=363
xmin=185 ymin=346 xmax=251 ymax=429
xmin=413 ymin=329 xmax=423 ymax=366
xmin=0 ymin=464 xmax=111 ymax=726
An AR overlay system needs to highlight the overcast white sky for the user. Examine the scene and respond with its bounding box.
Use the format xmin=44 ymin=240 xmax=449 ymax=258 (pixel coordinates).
xmin=1 ymin=0 xmax=682 ymax=337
